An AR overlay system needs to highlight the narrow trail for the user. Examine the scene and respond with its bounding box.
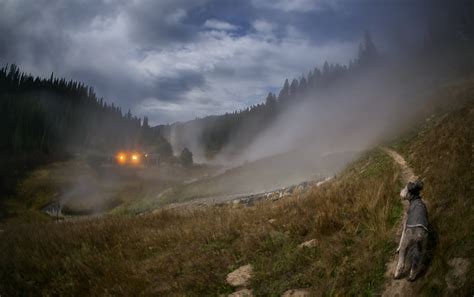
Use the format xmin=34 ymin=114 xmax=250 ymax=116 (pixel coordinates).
xmin=383 ymin=148 xmax=417 ymax=182
xmin=381 ymin=147 xmax=417 ymax=297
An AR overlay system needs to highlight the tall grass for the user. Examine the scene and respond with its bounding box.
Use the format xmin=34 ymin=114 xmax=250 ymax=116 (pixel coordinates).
xmin=390 ymin=82 xmax=474 ymax=296
xmin=0 ymin=149 xmax=401 ymax=296
xmin=1 ymin=81 xmax=472 ymax=296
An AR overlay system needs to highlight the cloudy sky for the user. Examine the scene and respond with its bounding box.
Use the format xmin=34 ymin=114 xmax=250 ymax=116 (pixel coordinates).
xmin=0 ymin=0 xmax=430 ymax=125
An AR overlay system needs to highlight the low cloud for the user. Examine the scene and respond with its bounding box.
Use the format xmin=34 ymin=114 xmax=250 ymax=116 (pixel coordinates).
xmin=252 ymin=20 xmax=276 ymax=34
xmin=204 ymin=19 xmax=240 ymax=31
xmin=252 ymin=0 xmax=339 ymax=12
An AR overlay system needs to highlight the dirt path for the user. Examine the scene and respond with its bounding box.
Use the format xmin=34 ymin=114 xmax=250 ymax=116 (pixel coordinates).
xmin=381 ymin=147 xmax=417 ymax=297
xmin=383 ymin=148 xmax=416 ymax=182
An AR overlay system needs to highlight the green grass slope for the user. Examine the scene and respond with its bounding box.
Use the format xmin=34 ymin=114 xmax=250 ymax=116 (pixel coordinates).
xmin=0 ymin=149 xmax=400 ymax=296
xmin=0 ymin=81 xmax=472 ymax=296
xmin=391 ymin=81 xmax=474 ymax=295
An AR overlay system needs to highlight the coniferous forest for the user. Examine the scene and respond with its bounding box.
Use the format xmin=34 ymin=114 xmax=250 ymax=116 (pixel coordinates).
xmin=0 ymin=65 xmax=171 ymax=195
xmin=158 ymin=31 xmax=380 ymax=157
xmin=1 ymin=23 xmax=473 ymax=195
xmin=158 ymin=27 xmax=474 ymax=158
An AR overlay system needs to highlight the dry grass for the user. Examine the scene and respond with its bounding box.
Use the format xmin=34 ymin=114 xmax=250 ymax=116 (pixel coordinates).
xmin=0 ymin=149 xmax=401 ymax=296
xmin=1 ymin=81 xmax=472 ymax=296
xmin=389 ymin=81 xmax=474 ymax=296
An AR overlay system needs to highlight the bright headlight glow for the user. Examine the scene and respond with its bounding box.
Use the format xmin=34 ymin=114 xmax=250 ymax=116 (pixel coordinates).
xmin=116 ymin=151 xmax=141 ymax=165
xmin=116 ymin=152 xmax=127 ymax=165
xmin=131 ymin=153 xmax=141 ymax=164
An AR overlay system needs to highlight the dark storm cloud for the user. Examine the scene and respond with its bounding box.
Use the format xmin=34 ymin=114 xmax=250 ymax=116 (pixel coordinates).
xmin=125 ymin=0 xmax=207 ymax=46
xmin=153 ymin=71 xmax=207 ymax=102
xmin=0 ymin=0 xmax=449 ymax=124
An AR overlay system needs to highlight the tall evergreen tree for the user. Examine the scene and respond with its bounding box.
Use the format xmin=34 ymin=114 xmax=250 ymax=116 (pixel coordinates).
xmin=179 ymin=147 xmax=193 ymax=167
xmin=299 ymin=77 xmax=307 ymax=93
xmin=143 ymin=116 xmax=149 ymax=128
xmin=265 ymin=92 xmax=277 ymax=107
xmin=278 ymin=79 xmax=290 ymax=102
xmin=290 ymin=79 xmax=299 ymax=96
xmin=358 ymin=30 xmax=378 ymax=66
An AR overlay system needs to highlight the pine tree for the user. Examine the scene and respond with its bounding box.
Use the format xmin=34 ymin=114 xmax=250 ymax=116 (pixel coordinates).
xmin=299 ymin=77 xmax=307 ymax=93
xmin=290 ymin=79 xmax=299 ymax=96
xmin=179 ymin=147 xmax=193 ymax=167
xmin=357 ymin=30 xmax=378 ymax=66
xmin=143 ymin=116 xmax=149 ymax=129
xmin=265 ymin=92 xmax=276 ymax=106
xmin=322 ymin=61 xmax=330 ymax=77
xmin=278 ymin=79 xmax=290 ymax=102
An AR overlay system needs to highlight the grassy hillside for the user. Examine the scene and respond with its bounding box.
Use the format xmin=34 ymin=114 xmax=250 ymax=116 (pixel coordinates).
xmin=0 ymin=81 xmax=472 ymax=296
xmin=390 ymin=81 xmax=474 ymax=295
xmin=0 ymin=149 xmax=400 ymax=296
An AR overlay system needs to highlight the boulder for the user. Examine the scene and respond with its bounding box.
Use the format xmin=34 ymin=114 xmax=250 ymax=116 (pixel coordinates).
xmin=445 ymin=258 xmax=471 ymax=290
xmin=227 ymin=264 xmax=253 ymax=287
